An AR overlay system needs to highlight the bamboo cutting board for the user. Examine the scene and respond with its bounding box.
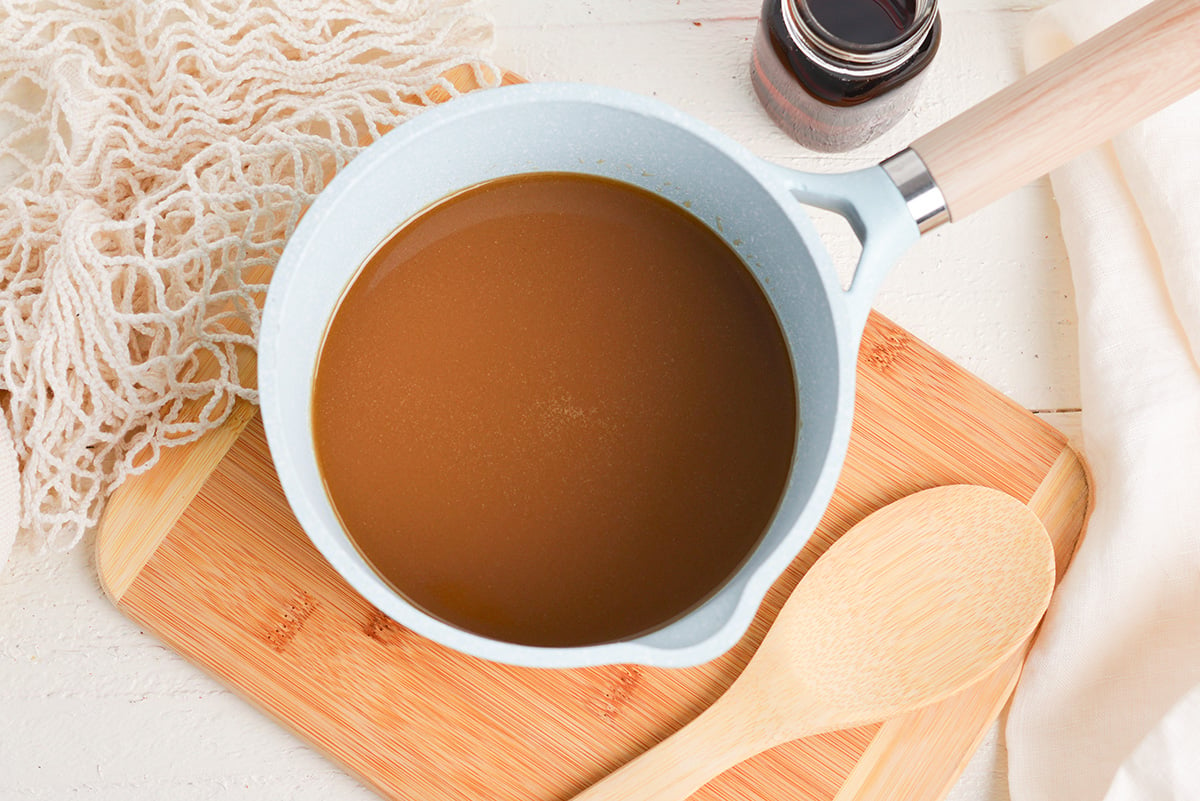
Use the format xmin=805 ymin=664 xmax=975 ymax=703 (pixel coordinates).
xmin=94 ymin=67 xmax=1090 ymax=801
xmin=95 ymin=314 xmax=1089 ymax=801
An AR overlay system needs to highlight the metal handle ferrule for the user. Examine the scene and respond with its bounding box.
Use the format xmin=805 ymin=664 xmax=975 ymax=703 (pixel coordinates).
xmin=881 ymin=148 xmax=949 ymax=233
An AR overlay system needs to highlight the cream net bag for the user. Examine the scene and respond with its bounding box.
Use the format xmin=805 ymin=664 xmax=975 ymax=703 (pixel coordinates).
xmin=0 ymin=0 xmax=498 ymax=563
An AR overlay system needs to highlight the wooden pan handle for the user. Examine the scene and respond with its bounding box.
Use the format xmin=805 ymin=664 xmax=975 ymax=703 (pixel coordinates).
xmin=910 ymin=0 xmax=1200 ymax=223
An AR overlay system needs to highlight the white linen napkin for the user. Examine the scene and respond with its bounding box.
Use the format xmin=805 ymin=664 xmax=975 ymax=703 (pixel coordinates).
xmin=1007 ymin=2 xmax=1200 ymax=799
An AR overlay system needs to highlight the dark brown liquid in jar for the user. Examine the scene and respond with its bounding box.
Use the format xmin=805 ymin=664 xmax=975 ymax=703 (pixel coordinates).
xmin=807 ymin=0 xmax=918 ymax=46
xmin=312 ymin=173 xmax=797 ymax=649
xmin=751 ymin=0 xmax=940 ymax=151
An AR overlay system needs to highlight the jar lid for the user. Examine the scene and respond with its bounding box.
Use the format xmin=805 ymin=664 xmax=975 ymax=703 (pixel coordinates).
xmin=785 ymin=0 xmax=939 ymax=75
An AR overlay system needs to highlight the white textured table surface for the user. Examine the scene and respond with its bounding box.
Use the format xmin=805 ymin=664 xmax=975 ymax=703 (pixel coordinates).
xmin=0 ymin=1 xmax=1083 ymax=798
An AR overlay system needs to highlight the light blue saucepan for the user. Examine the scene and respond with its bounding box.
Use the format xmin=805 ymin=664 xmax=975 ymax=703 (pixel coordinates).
xmin=258 ymin=0 xmax=1198 ymax=668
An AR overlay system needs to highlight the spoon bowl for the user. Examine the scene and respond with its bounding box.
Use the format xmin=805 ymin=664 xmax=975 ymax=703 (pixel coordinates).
xmin=570 ymin=484 xmax=1056 ymax=801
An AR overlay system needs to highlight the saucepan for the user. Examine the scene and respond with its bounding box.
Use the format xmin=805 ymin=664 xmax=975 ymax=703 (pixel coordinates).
xmin=259 ymin=0 xmax=1199 ymax=668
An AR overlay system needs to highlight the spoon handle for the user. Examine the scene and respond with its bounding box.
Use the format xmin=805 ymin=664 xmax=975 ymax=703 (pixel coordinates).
xmin=570 ymin=691 xmax=775 ymax=801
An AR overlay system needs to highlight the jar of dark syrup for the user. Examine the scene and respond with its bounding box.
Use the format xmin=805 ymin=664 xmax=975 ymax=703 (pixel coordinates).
xmin=751 ymin=0 xmax=941 ymax=152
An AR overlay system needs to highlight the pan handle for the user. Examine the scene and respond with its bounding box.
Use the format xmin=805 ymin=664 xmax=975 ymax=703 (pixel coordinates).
xmin=905 ymin=0 xmax=1200 ymax=225
xmin=769 ymin=164 xmax=920 ymax=336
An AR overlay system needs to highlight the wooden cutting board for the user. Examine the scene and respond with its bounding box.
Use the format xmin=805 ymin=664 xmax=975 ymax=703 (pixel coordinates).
xmin=94 ymin=67 xmax=1090 ymax=801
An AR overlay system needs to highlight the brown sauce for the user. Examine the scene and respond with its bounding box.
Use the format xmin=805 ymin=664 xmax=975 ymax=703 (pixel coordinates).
xmin=807 ymin=0 xmax=918 ymax=47
xmin=312 ymin=172 xmax=797 ymax=648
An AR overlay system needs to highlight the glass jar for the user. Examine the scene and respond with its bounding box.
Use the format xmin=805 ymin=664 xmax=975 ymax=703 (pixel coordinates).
xmin=751 ymin=0 xmax=941 ymax=152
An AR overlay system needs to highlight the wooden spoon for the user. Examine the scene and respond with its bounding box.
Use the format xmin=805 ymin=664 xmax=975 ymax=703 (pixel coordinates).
xmin=571 ymin=484 xmax=1056 ymax=801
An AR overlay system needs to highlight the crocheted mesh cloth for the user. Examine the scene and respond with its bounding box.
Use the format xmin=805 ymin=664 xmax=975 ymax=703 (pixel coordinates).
xmin=0 ymin=0 xmax=497 ymax=554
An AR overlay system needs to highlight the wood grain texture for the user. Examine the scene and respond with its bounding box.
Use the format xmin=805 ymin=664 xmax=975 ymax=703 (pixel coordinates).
xmin=911 ymin=0 xmax=1200 ymax=221
xmin=832 ymin=447 xmax=1087 ymax=801
xmin=569 ymin=486 xmax=1057 ymax=801
xmin=95 ymin=311 xmax=1090 ymax=801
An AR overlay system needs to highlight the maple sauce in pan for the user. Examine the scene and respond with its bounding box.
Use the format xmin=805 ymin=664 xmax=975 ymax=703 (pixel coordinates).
xmin=312 ymin=172 xmax=797 ymax=647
